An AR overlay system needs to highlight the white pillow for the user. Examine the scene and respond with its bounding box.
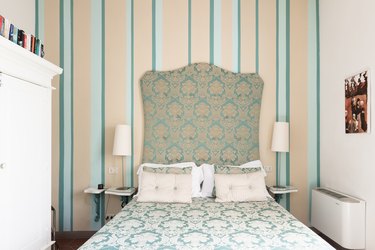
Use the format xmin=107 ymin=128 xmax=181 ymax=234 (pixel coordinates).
xmin=200 ymin=160 xmax=266 ymax=197
xmin=201 ymin=164 xmax=215 ymax=197
xmin=215 ymin=171 xmax=268 ymax=202
xmin=136 ymin=162 xmax=203 ymax=197
xmin=137 ymin=172 xmax=192 ymax=203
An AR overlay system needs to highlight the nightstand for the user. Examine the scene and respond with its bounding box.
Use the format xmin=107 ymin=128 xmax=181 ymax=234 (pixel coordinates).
xmin=268 ymin=186 xmax=298 ymax=203
xmin=105 ymin=187 xmax=136 ymax=208
xmin=84 ymin=187 xmax=106 ymax=222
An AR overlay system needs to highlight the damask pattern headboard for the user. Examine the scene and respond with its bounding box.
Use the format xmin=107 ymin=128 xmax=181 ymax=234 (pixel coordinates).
xmin=140 ymin=63 xmax=264 ymax=166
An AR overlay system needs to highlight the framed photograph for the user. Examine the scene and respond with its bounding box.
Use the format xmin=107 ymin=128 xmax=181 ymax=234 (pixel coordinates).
xmin=345 ymin=69 xmax=370 ymax=134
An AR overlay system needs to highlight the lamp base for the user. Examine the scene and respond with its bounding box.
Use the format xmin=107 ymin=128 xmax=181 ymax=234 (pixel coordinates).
xmin=116 ymin=186 xmax=130 ymax=191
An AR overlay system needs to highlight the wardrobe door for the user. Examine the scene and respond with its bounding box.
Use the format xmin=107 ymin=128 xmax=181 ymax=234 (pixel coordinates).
xmin=0 ymin=73 xmax=51 ymax=250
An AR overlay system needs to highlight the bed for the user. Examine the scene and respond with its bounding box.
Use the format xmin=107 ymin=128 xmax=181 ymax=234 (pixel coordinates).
xmin=79 ymin=63 xmax=333 ymax=250
xmin=80 ymin=197 xmax=333 ymax=250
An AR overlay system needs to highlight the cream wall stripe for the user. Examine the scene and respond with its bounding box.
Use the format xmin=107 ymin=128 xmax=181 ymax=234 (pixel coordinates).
xmin=290 ymin=0 xmax=309 ymax=224
xmin=104 ymin=0 xmax=127 ymax=212
xmin=90 ymin=0 xmax=105 ymax=229
xmin=307 ymin=0 xmax=319 ymax=221
xmin=214 ymin=0 xmax=221 ymax=66
xmin=240 ymin=0 xmax=256 ymax=73
xmin=162 ymin=0 xmax=188 ymax=70
xmin=258 ymin=0 xmax=276 ymax=188
xmin=59 ymin=0 xmax=74 ymax=231
xmin=221 ymin=0 xmax=232 ymax=71
xmin=232 ymin=0 xmax=239 ymax=72
xmin=45 ymin=0 xmax=60 ymax=230
xmin=73 ymin=0 xmax=92 ymax=230
xmin=134 ymin=0 xmax=153 ymax=182
xmin=191 ymin=0 xmax=209 ymax=63
xmin=276 ymin=0 xmax=291 ymax=210
xmin=255 ymin=0 xmax=259 ymax=73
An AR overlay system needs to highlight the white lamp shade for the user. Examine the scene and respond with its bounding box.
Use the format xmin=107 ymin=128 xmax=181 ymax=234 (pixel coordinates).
xmin=113 ymin=124 xmax=132 ymax=156
xmin=271 ymin=122 xmax=289 ymax=152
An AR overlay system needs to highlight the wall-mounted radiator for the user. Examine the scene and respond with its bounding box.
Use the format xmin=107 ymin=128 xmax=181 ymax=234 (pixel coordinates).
xmin=311 ymin=188 xmax=365 ymax=249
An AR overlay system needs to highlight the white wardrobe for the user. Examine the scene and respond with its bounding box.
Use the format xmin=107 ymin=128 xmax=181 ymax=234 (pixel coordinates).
xmin=0 ymin=36 xmax=62 ymax=249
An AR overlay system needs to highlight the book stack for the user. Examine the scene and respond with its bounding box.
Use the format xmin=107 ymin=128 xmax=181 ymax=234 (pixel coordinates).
xmin=0 ymin=14 xmax=45 ymax=58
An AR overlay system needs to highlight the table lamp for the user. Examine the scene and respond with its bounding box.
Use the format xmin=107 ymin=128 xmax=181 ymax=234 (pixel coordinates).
xmin=271 ymin=121 xmax=289 ymax=188
xmin=113 ymin=124 xmax=132 ymax=190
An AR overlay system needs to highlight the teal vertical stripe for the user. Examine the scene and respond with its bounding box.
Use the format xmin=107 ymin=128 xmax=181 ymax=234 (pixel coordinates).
xmin=156 ymin=0 xmax=162 ymax=69
xmin=35 ymin=0 xmax=39 ymax=37
xmin=275 ymin=0 xmax=279 ymax=187
xmin=126 ymin=0 xmax=135 ymax=187
xmin=188 ymin=0 xmax=192 ymax=64
xmin=152 ymin=0 xmax=156 ymax=70
xmin=316 ymin=0 xmax=320 ymax=188
xmin=210 ymin=0 xmax=214 ymax=64
xmin=276 ymin=0 xmax=290 ymax=211
xmin=126 ymin=0 xmax=132 ymax=187
xmin=59 ymin=0 xmax=73 ymax=231
xmin=285 ymin=0 xmax=290 ymax=211
xmin=70 ymin=0 xmax=74 ymax=230
xmin=130 ymin=0 xmax=134 ymax=187
xmin=152 ymin=0 xmax=162 ymax=70
xmin=307 ymin=0 xmax=319 ymax=221
xmin=35 ymin=0 xmax=45 ymax=42
xmin=131 ymin=0 xmax=134 ymax=187
xmin=209 ymin=0 xmax=222 ymax=66
xmin=90 ymin=0 xmax=104 ymax=230
xmin=255 ymin=0 xmax=259 ymax=73
xmin=40 ymin=0 xmax=45 ymax=42
xmin=58 ymin=0 xmax=64 ymax=232
xmin=100 ymin=0 xmax=106 ymax=227
xmin=238 ymin=0 xmax=241 ymax=72
xmin=232 ymin=0 xmax=240 ymax=73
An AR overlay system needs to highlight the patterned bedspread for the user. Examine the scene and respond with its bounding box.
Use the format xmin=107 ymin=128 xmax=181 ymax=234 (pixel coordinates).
xmin=79 ymin=198 xmax=333 ymax=250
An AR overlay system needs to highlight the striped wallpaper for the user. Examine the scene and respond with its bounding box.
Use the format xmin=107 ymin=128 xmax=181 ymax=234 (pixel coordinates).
xmin=38 ymin=0 xmax=320 ymax=231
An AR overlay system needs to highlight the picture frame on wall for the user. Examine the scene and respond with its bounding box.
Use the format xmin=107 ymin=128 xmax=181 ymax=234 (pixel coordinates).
xmin=345 ymin=69 xmax=370 ymax=134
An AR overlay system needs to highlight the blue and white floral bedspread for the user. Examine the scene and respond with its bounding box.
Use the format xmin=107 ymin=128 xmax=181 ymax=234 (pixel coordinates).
xmin=79 ymin=198 xmax=333 ymax=250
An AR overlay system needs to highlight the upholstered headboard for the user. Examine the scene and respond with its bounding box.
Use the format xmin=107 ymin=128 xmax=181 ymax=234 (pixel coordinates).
xmin=140 ymin=63 xmax=264 ymax=166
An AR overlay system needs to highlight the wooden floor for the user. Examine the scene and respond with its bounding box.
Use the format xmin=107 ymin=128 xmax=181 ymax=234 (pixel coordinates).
xmin=55 ymin=238 xmax=89 ymax=250
xmin=311 ymin=227 xmax=347 ymax=250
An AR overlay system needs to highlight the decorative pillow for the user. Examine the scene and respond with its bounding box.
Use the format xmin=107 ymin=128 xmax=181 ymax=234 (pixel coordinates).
xmin=201 ymin=160 xmax=265 ymax=197
xmin=214 ymin=165 xmax=261 ymax=174
xmin=136 ymin=162 xmax=203 ymax=197
xmin=214 ymin=171 xmax=268 ymax=202
xmin=143 ymin=166 xmax=192 ymax=174
xmin=137 ymin=172 xmax=192 ymax=203
xmin=239 ymin=160 xmax=267 ymax=176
